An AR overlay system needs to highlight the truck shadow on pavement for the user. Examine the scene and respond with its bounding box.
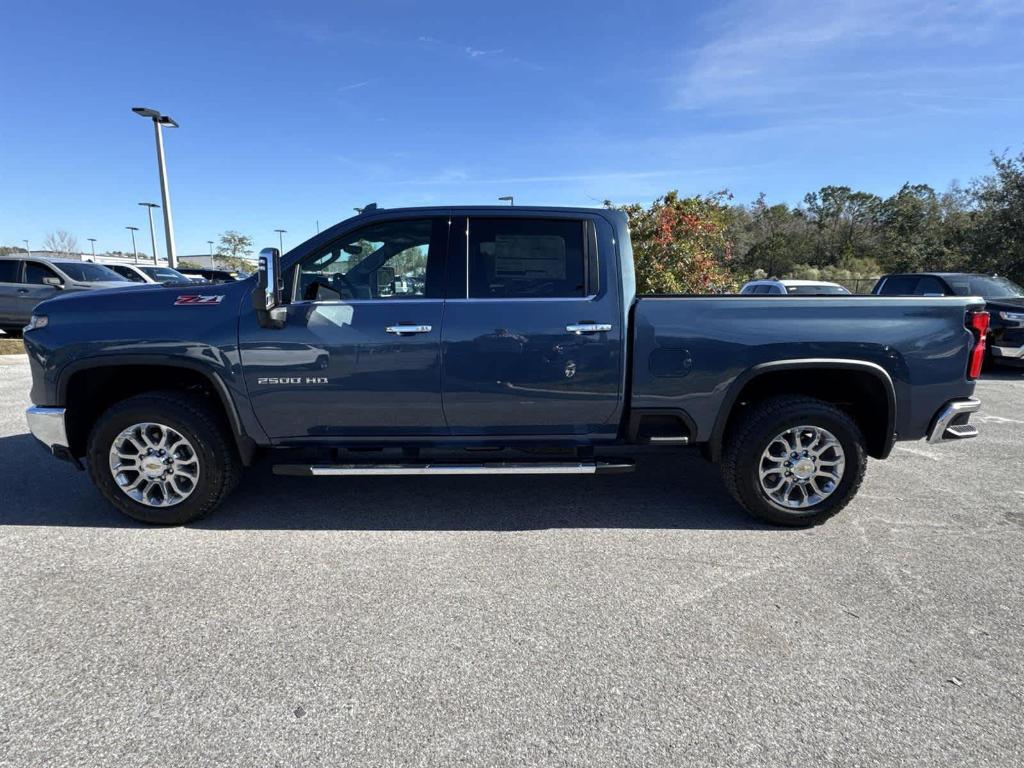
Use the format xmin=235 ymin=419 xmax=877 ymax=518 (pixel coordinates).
xmin=0 ymin=433 xmax=766 ymax=531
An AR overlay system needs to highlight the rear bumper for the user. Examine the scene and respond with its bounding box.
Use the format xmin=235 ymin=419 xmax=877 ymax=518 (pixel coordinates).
xmin=927 ymin=397 xmax=981 ymax=443
xmin=990 ymin=343 xmax=1024 ymax=360
xmin=25 ymin=406 xmax=68 ymax=450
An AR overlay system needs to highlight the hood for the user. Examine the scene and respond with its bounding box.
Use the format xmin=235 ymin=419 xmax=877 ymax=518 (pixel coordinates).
xmin=36 ymin=274 xmax=253 ymax=315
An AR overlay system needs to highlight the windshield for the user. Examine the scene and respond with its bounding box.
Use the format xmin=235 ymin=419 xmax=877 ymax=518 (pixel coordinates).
xmin=945 ymin=275 xmax=1024 ymax=299
xmin=786 ymin=284 xmax=850 ymax=295
xmin=57 ymin=262 xmax=128 ymax=282
xmin=140 ymin=266 xmax=190 ymax=282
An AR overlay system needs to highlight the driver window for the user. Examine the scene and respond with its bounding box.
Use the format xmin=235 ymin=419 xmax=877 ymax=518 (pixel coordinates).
xmin=296 ymin=219 xmax=434 ymax=302
xmin=24 ymin=261 xmax=61 ymax=285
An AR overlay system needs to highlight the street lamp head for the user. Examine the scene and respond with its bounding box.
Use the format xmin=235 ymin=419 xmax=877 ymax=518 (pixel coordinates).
xmin=498 ymin=195 xmax=514 ymax=205
xmin=158 ymin=116 xmax=179 ymax=129
xmin=139 ymin=202 xmax=160 ymax=209
xmin=132 ymin=107 xmax=161 ymax=119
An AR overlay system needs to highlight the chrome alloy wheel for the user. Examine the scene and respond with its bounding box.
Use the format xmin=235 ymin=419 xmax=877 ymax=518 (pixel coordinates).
xmin=758 ymin=425 xmax=845 ymax=509
xmin=108 ymin=422 xmax=200 ymax=507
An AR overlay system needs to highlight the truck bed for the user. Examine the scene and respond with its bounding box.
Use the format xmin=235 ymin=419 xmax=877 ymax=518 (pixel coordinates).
xmin=630 ymin=294 xmax=984 ymax=447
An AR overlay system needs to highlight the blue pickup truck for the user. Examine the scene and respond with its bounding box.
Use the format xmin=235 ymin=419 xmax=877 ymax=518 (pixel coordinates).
xmin=22 ymin=206 xmax=988 ymax=526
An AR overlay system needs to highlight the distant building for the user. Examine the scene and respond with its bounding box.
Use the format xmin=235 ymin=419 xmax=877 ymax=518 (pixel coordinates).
xmin=177 ymin=254 xmax=258 ymax=271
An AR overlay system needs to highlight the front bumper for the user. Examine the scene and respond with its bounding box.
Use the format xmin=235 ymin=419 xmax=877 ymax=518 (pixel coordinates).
xmin=26 ymin=406 xmax=68 ymax=450
xmin=927 ymin=397 xmax=981 ymax=443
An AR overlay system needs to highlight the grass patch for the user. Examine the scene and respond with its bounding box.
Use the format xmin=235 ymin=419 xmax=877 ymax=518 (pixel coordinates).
xmin=0 ymin=338 xmax=25 ymax=355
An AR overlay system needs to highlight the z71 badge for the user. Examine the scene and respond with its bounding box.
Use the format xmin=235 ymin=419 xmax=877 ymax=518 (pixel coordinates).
xmin=175 ymin=295 xmax=225 ymax=306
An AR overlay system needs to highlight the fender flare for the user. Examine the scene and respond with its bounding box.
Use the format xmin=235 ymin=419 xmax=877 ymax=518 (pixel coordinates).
xmin=57 ymin=354 xmax=258 ymax=464
xmin=708 ymin=358 xmax=898 ymax=462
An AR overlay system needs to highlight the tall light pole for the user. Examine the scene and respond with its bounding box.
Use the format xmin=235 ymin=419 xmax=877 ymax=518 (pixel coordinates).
xmin=207 ymin=240 xmax=214 ymax=257
xmin=125 ymin=226 xmax=140 ymax=263
xmin=132 ymin=107 xmax=179 ymax=268
xmin=274 ymin=229 xmax=287 ymax=253
xmin=88 ymin=238 xmax=97 ymax=258
xmin=23 ymin=239 xmax=30 ymax=257
xmin=139 ymin=202 xmax=160 ymax=264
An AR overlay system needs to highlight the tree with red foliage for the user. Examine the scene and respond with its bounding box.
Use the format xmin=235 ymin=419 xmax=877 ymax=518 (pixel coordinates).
xmin=607 ymin=190 xmax=737 ymax=295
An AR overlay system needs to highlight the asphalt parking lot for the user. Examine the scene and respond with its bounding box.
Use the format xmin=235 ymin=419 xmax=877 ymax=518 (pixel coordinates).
xmin=0 ymin=354 xmax=1022 ymax=767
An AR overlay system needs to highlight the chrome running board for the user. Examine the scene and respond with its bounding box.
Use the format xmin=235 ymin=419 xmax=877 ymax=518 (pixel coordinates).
xmin=273 ymin=461 xmax=635 ymax=477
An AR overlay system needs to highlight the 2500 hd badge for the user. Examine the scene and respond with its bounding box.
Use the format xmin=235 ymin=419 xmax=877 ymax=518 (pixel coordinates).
xmin=257 ymin=377 xmax=329 ymax=385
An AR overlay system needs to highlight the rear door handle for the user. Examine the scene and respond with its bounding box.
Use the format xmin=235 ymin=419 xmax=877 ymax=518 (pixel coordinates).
xmin=385 ymin=324 xmax=433 ymax=335
xmin=17 ymin=288 xmax=30 ymax=294
xmin=566 ymin=323 xmax=612 ymax=334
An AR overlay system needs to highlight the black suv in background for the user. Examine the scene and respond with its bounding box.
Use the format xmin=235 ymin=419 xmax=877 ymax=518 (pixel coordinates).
xmin=873 ymin=272 xmax=1024 ymax=368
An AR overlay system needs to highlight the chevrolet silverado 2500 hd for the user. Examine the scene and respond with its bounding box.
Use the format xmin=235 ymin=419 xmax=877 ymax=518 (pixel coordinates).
xmin=22 ymin=206 xmax=986 ymax=526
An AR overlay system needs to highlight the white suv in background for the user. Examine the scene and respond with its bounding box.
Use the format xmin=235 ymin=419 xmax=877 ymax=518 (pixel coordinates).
xmin=104 ymin=263 xmax=192 ymax=284
xmin=740 ymin=279 xmax=851 ymax=295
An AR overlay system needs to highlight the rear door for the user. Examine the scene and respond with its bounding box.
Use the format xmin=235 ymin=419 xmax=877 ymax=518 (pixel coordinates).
xmin=440 ymin=214 xmax=623 ymax=437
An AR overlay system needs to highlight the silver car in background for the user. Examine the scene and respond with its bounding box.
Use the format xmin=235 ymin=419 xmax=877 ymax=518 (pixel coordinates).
xmin=0 ymin=256 xmax=136 ymax=337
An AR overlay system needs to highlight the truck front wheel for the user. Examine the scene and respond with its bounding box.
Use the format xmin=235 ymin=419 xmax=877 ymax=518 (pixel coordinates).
xmin=721 ymin=396 xmax=867 ymax=526
xmin=87 ymin=390 xmax=242 ymax=525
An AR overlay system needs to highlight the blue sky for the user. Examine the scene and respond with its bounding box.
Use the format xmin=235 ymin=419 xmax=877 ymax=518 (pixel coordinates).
xmin=2 ymin=0 xmax=1022 ymax=257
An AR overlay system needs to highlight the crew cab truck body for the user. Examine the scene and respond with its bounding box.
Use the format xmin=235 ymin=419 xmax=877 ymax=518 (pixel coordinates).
xmin=22 ymin=206 xmax=987 ymax=526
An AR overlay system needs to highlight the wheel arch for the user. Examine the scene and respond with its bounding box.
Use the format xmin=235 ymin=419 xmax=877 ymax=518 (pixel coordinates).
xmin=57 ymin=356 xmax=257 ymax=465
xmin=709 ymin=359 xmax=897 ymax=462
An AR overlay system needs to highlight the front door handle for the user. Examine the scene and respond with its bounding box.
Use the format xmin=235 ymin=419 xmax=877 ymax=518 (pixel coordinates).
xmin=566 ymin=323 xmax=612 ymax=335
xmin=17 ymin=288 xmax=30 ymax=294
xmin=385 ymin=324 xmax=433 ymax=335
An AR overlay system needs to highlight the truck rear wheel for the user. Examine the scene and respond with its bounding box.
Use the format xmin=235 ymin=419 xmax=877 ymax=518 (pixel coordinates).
xmin=87 ymin=390 xmax=241 ymax=525
xmin=721 ymin=396 xmax=867 ymax=526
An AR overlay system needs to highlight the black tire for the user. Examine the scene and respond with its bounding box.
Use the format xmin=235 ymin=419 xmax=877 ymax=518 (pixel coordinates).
xmin=87 ymin=390 xmax=242 ymax=525
xmin=721 ymin=395 xmax=867 ymax=527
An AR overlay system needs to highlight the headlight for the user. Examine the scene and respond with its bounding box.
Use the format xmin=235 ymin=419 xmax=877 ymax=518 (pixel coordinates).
xmin=24 ymin=314 xmax=48 ymax=332
xmin=998 ymin=311 xmax=1024 ymax=324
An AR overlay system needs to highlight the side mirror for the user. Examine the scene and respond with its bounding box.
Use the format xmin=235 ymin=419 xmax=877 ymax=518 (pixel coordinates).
xmin=42 ymin=276 xmax=63 ymax=288
xmin=252 ymin=247 xmax=286 ymax=328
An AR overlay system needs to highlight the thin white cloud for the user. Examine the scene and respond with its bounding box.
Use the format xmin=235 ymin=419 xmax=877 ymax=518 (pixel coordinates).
xmin=676 ymin=0 xmax=1024 ymax=111
xmin=337 ymin=81 xmax=370 ymax=92
xmin=465 ymin=46 xmax=504 ymax=58
xmin=389 ymin=167 xmax=769 ymax=186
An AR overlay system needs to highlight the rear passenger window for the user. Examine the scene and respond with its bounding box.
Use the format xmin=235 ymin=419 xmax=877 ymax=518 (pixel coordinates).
xmin=0 ymin=261 xmax=21 ymax=283
xmin=468 ymin=218 xmax=586 ymax=299
xmin=913 ymin=277 xmax=947 ymax=296
xmin=877 ymin=276 xmax=918 ymax=295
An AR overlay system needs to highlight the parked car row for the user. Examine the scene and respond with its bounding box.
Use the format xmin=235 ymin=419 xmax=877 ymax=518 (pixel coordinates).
xmin=0 ymin=255 xmax=252 ymax=336
xmin=0 ymin=256 xmax=132 ymax=336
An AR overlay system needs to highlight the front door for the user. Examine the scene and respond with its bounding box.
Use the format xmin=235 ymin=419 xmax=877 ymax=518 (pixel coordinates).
xmin=441 ymin=215 xmax=623 ymax=437
xmin=238 ymin=217 xmax=450 ymax=440
xmin=21 ymin=261 xmax=64 ymax=315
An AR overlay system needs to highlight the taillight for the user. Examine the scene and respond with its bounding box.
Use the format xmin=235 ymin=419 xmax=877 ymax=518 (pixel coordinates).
xmin=967 ymin=310 xmax=990 ymax=380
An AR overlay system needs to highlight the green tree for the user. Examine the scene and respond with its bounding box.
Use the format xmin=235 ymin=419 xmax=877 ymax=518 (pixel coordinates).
xmin=215 ymin=231 xmax=256 ymax=272
xmin=967 ymin=152 xmax=1024 ymax=282
xmin=606 ymin=191 xmax=737 ymax=294
xmin=802 ymin=186 xmax=883 ymax=266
